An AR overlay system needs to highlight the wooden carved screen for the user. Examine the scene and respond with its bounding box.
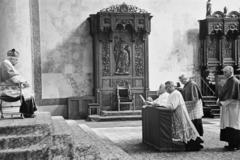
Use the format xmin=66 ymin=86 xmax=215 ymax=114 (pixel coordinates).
xmin=88 ymin=3 xmax=152 ymax=111
xmin=199 ymin=10 xmax=240 ymax=91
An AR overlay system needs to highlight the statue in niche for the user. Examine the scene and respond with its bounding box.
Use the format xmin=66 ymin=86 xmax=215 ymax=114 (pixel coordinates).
xmin=206 ymin=0 xmax=212 ymax=17
xmin=222 ymin=36 xmax=232 ymax=58
xmin=114 ymin=35 xmax=131 ymax=75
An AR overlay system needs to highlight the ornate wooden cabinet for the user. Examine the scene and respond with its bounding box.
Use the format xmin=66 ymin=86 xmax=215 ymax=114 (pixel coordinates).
xmin=199 ymin=10 xmax=240 ymax=94
xmin=88 ymin=3 xmax=152 ymax=111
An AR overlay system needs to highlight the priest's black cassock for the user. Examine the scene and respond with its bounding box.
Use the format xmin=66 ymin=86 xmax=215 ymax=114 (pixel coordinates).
xmin=219 ymin=76 xmax=240 ymax=148
xmin=182 ymin=80 xmax=204 ymax=136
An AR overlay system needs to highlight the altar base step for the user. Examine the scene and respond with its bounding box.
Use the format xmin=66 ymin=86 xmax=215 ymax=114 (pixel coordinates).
xmin=88 ymin=110 xmax=142 ymax=122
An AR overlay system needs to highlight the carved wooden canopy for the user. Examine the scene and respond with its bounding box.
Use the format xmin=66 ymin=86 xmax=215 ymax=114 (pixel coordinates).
xmin=199 ymin=10 xmax=240 ymax=39
xmin=88 ymin=2 xmax=152 ymax=42
xmin=199 ymin=10 xmax=240 ymax=71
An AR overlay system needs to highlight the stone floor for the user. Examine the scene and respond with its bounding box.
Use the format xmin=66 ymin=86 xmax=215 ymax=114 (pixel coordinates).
xmin=76 ymin=118 xmax=240 ymax=160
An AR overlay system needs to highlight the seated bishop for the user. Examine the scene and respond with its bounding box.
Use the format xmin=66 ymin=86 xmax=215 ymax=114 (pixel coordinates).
xmin=0 ymin=49 xmax=37 ymax=118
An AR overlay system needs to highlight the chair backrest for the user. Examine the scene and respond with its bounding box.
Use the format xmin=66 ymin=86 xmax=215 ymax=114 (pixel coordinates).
xmin=117 ymin=84 xmax=131 ymax=98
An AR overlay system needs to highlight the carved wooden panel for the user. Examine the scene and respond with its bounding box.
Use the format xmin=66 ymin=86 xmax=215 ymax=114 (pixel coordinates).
xmin=135 ymin=32 xmax=144 ymax=76
xmin=68 ymin=96 xmax=94 ymax=119
xmin=224 ymin=22 xmax=239 ymax=35
xmin=205 ymin=35 xmax=220 ymax=66
xmin=101 ymin=32 xmax=110 ymax=76
xmin=135 ymin=79 xmax=143 ymax=87
xmin=88 ymin=3 xmax=152 ymax=111
xmin=208 ymin=23 xmax=223 ymax=35
xmin=113 ymin=79 xmax=132 ymax=87
xmin=101 ymin=92 xmax=112 ymax=110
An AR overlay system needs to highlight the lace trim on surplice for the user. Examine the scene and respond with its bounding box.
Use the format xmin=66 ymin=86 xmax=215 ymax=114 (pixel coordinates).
xmin=172 ymin=104 xmax=199 ymax=143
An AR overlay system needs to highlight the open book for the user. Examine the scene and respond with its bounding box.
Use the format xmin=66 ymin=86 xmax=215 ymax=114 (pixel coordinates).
xmin=139 ymin=95 xmax=147 ymax=105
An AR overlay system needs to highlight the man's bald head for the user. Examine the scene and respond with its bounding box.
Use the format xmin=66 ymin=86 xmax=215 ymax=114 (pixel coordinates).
xmin=223 ymin=66 xmax=234 ymax=78
xmin=158 ymin=83 xmax=166 ymax=94
xmin=179 ymin=74 xmax=190 ymax=85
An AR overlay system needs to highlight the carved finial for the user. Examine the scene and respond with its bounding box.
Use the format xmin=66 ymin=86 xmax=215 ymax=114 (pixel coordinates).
xmin=206 ymin=0 xmax=212 ymax=17
xmin=224 ymin=6 xmax=227 ymax=16
xmin=100 ymin=3 xmax=148 ymax=13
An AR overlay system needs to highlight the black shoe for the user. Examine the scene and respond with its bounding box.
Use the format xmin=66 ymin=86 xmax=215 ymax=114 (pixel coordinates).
xmin=24 ymin=114 xmax=36 ymax=118
xmin=199 ymin=145 xmax=204 ymax=149
xmin=227 ymin=147 xmax=237 ymax=151
xmin=29 ymin=114 xmax=36 ymax=118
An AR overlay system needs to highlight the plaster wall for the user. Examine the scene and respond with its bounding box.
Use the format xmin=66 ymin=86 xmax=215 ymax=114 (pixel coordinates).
xmin=0 ymin=0 xmax=32 ymax=87
xmin=38 ymin=0 xmax=240 ymax=96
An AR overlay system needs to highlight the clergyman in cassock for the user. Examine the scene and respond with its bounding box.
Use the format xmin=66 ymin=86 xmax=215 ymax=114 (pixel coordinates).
xmin=145 ymin=83 xmax=169 ymax=106
xmin=179 ymin=74 xmax=204 ymax=136
xmin=218 ymin=66 xmax=240 ymax=151
xmin=162 ymin=81 xmax=204 ymax=151
xmin=0 ymin=49 xmax=37 ymax=118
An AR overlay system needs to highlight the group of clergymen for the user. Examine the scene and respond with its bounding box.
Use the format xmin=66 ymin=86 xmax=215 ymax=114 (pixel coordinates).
xmin=1 ymin=49 xmax=240 ymax=152
xmin=144 ymin=67 xmax=240 ymax=151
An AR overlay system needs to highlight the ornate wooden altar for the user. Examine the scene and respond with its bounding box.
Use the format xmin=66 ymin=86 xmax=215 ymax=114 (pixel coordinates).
xmin=199 ymin=10 xmax=240 ymax=95
xmin=88 ymin=3 xmax=152 ymax=111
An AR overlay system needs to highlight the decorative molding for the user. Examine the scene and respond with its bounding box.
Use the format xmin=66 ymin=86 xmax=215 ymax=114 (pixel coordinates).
xmin=135 ymin=32 xmax=143 ymax=76
xmin=221 ymin=36 xmax=232 ymax=59
xmin=208 ymin=23 xmax=223 ymax=34
xmin=227 ymin=11 xmax=240 ymax=18
xmin=101 ymin=32 xmax=110 ymax=76
xmin=211 ymin=11 xmax=225 ymax=18
xmin=113 ymin=79 xmax=131 ymax=86
xmin=100 ymin=2 xmax=148 ymax=13
xmin=224 ymin=23 xmax=239 ymax=35
xmin=104 ymin=18 xmax=110 ymax=24
xmin=206 ymin=36 xmax=217 ymax=59
xmin=208 ymin=10 xmax=240 ymax=19
xmin=115 ymin=19 xmax=133 ymax=29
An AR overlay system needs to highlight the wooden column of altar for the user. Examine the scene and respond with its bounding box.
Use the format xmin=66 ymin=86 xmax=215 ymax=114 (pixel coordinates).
xmin=199 ymin=10 xmax=240 ymax=95
xmin=88 ymin=3 xmax=152 ymax=111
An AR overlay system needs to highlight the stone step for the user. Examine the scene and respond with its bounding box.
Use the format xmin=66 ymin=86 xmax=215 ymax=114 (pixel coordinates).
xmin=50 ymin=116 xmax=74 ymax=160
xmin=0 ymin=112 xmax=53 ymax=137
xmin=0 ymin=134 xmax=51 ymax=150
xmin=202 ymin=100 xmax=217 ymax=103
xmin=202 ymin=96 xmax=217 ymax=99
xmin=65 ymin=120 xmax=101 ymax=160
xmin=204 ymin=104 xmax=220 ymax=107
xmin=101 ymin=110 xmax=141 ymax=116
xmin=0 ymin=144 xmax=49 ymax=160
xmin=79 ymin=124 xmax=133 ymax=160
xmin=88 ymin=115 xmax=142 ymax=122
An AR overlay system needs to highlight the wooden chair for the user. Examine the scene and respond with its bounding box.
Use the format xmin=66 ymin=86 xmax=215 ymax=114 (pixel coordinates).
xmin=0 ymin=83 xmax=24 ymax=119
xmin=117 ymin=84 xmax=135 ymax=111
